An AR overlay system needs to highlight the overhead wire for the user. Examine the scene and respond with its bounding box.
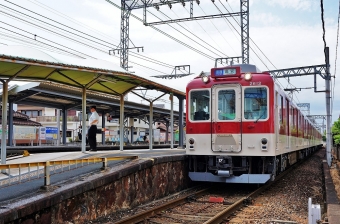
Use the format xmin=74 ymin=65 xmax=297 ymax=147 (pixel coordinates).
xmin=160 ymin=7 xmax=227 ymax=57
xmin=331 ymin=0 xmax=340 ymax=115
xmin=105 ymin=0 xmax=215 ymax=60
xmin=198 ymin=5 xmax=238 ymax=56
xmin=0 ymin=20 xmax=170 ymax=75
xmin=2 ymin=1 xmax=176 ymax=69
xmin=0 ymin=26 xmax=87 ymax=58
xmin=182 ymin=7 xmax=229 ymax=56
xmin=148 ymin=9 xmax=221 ymax=58
xmin=211 ymin=2 xmax=270 ymax=71
xmin=217 ymin=1 xmax=303 ymax=105
xmin=28 ymin=0 xmax=119 ymax=42
xmin=0 ymin=31 xmax=84 ymax=57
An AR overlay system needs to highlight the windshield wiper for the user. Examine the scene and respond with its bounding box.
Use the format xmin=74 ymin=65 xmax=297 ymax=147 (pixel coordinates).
xmin=254 ymin=109 xmax=266 ymax=123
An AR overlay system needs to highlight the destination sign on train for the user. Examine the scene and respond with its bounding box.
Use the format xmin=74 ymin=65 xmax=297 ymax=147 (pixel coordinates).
xmin=211 ymin=67 xmax=240 ymax=78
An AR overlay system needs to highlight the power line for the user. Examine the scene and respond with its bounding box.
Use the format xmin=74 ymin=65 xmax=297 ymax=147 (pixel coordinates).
xmin=146 ymin=9 xmax=219 ymax=58
xmin=158 ymin=8 xmax=227 ymax=57
xmin=332 ymin=0 xmax=340 ymax=115
xmin=105 ymin=0 xmax=216 ymax=60
xmin=1 ymin=1 xmax=176 ymax=69
xmin=198 ymin=5 xmax=238 ymax=55
xmin=0 ymin=27 xmax=87 ymax=58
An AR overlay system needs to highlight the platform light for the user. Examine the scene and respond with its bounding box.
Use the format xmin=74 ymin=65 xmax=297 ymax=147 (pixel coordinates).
xmin=244 ymin=72 xmax=252 ymax=81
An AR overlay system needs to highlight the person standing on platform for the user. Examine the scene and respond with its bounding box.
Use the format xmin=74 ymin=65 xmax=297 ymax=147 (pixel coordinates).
xmin=87 ymin=106 xmax=99 ymax=151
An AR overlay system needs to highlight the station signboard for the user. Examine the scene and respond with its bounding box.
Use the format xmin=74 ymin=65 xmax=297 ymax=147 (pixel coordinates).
xmin=45 ymin=127 xmax=58 ymax=140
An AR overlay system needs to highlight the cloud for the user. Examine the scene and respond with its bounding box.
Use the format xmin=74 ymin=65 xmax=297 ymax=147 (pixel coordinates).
xmin=267 ymin=0 xmax=318 ymax=11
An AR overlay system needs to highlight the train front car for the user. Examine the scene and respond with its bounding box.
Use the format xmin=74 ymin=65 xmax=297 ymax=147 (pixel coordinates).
xmin=186 ymin=64 xmax=276 ymax=184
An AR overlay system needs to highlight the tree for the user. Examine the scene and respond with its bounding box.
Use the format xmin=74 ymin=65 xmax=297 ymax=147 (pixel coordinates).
xmin=331 ymin=118 xmax=340 ymax=145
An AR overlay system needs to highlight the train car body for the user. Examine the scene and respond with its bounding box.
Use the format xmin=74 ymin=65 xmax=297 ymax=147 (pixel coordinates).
xmin=186 ymin=64 xmax=323 ymax=184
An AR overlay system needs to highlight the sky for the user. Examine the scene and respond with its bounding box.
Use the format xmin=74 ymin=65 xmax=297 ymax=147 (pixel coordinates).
xmin=0 ymin=0 xmax=339 ymax=126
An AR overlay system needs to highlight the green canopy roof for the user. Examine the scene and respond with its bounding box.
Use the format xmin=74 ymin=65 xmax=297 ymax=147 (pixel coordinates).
xmin=0 ymin=46 xmax=185 ymax=98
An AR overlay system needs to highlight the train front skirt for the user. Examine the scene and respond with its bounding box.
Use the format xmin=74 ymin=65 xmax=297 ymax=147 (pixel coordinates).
xmin=189 ymin=172 xmax=271 ymax=184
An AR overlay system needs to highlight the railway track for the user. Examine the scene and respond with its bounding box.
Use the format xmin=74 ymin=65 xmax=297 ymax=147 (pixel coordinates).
xmin=106 ymin=152 xmax=315 ymax=224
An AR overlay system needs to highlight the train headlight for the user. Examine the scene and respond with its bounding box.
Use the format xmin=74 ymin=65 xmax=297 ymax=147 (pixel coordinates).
xmin=189 ymin=138 xmax=195 ymax=145
xmin=201 ymin=75 xmax=209 ymax=83
xmin=244 ymin=73 xmax=252 ymax=81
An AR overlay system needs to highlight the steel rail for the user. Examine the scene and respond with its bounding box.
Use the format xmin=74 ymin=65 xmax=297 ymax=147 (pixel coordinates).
xmin=114 ymin=188 xmax=209 ymax=224
xmin=203 ymin=154 xmax=312 ymax=224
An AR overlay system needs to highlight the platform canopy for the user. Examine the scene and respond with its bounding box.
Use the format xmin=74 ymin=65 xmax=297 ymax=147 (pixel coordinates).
xmin=0 ymin=46 xmax=185 ymax=97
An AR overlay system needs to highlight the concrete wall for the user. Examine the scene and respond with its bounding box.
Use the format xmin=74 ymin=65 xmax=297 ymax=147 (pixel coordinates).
xmin=1 ymin=155 xmax=190 ymax=224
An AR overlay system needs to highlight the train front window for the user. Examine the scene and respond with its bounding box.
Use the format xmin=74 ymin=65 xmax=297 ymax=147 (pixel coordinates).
xmin=218 ymin=89 xmax=235 ymax=120
xmin=190 ymin=90 xmax=210 ymax=121
xmin=244 ymin=87 xmax=268 ymax=120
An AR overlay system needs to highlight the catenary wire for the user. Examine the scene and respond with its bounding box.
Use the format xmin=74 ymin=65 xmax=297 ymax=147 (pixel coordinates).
xmin=105 ymin=0 xmax=215 ymax=60
xmin=2 ymin=1 xmax=175 ymax=69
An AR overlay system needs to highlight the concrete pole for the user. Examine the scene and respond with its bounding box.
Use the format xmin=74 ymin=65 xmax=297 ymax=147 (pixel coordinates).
xmin=1 ymin=81 xmax=8 ymax=165
xmin=325 ymin=47 xmax=332 ymax=166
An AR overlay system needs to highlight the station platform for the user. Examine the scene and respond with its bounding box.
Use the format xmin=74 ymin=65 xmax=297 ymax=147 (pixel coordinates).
xmin=0 ymin=148 xmax=186 ymax=204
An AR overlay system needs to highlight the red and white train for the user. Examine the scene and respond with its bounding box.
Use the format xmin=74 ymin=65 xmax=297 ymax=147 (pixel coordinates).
xmin=185 ymin=64 xmax=323 ymax=184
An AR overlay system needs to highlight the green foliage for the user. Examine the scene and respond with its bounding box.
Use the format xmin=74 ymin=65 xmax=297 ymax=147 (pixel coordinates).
xmin=332 ymin=118 xmax=340 ymax=145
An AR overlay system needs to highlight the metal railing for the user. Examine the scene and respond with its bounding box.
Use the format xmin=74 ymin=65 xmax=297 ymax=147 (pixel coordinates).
xmin=36 ymin=115 xmax=80 ymax=122
xmin=0 ymin=156 xmax=138 ymax=188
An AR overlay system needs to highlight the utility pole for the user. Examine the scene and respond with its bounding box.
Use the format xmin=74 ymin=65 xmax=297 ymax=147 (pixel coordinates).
xmin=325 ymin=47 xmax=332 ymax=166
xmin=265 ymin=62 xmax=332 ymax=166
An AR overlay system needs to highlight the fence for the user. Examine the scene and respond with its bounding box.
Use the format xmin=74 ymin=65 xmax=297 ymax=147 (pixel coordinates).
xmin=0 ymin=156 xmax=138 ymax=188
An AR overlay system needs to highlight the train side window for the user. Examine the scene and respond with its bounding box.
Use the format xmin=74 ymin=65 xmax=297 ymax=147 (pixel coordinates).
xmin=190 ymin=90 xmax=210 ymax=121
xmin=243 ymin=87 xmax=268 ymax=120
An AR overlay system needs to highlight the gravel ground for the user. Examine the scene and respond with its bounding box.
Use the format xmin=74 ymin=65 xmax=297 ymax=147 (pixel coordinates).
xmin=228 ymin=148 xmax=325 ymax=224
xmin=86 ymin=148 xmax=334 ymax=224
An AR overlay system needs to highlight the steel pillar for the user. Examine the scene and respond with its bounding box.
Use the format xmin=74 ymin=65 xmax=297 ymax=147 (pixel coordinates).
xmin=120 ymin=1 xmax=131 ymax=70
xmin=1 ymin=81 xmax=8 ymax=165
xmin=240 ymin=0 xmax=249 ymax=64
xmin=178 ymin=96 xmax=184 ymax=148
xmin=170 ymin=93 xmax=174 ymax=149
xmin=8 ymin=100 xmax=13 ymax=147
xmin=119 ymin=95 xmax=125 ymax=151
xmin=81 ymin=87 xmax=87 ymax=153
xmin=149 ymin=101 xmax=153 ymax=150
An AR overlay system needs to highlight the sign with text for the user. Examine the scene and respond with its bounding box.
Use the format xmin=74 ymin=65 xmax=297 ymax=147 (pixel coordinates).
xmin=13 ymin=126 xmax=36 ymax=140
xmin=45 ymin=127 xmax=58 ymax=140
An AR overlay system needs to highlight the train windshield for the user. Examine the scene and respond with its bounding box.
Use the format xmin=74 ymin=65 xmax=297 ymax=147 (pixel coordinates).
xmin=189 ymin=90 xmax=210 ymax=121
xmin=218 ymin=89 xmax=236 ymax=120
xmin=244 ymin=87 xmax=268 ymax=120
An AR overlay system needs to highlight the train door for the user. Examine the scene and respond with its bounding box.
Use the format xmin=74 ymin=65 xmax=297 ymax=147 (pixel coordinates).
xmin=211 ymin=84 xmax=242 ymax=152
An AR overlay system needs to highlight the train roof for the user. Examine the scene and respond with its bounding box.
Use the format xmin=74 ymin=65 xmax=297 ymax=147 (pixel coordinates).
xmin=225 ymin=64 xmax=262 ymax=73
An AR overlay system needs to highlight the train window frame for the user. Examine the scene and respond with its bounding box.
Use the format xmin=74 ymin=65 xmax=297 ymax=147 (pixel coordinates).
xmin=189 ymin=89 xmax=211 ymax=122
xmin=243 ymin=86 xmax=269 ymax=121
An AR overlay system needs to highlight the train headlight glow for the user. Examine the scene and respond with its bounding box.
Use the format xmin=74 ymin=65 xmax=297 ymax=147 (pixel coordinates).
xmin=189 ymin=138 xmax=195 ymax=144
xmin=201 ymin=75 xmax=209 ymax=83
xmin=244 ymin=73 xmax=252 ymax=81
